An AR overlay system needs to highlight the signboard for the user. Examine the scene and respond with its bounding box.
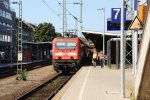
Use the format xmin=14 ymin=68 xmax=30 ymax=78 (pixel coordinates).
xmin=107 ymin=20 xmax=132 ymax=31
xmin=134 ymin=0 xmax=138 ymax=10
xmin=129 ymin=16 xmax=143 ymax=30
xmin=111 ymin=8 xmax=126 ymax=23
xmin=18 ymin=53 xmax=22 ymax=61
xmin=139 ymin=5 xmax=148 ymax=24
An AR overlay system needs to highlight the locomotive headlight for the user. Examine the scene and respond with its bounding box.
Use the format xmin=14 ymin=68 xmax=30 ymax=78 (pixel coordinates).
xmin=55 ymin=56 xmax=61 ymax=59
xmin=73 ymin=57 xmax=77 ymax=59
xmin=55 ymin=57 xmax=58 ymax=59
xmin=71 ymin=56 xmax=76 ymax=59
xmin=68 ymin=53 xmax=77 ymax=56
xmin=55 ymin=53 xmax=63 ymax=56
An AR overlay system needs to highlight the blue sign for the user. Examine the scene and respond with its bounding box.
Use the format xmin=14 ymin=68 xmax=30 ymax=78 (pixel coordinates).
xmin=134 ymin=0 xmax=138 ymax=10
xmin=111 ymin=8 xmax=121 ymax=23
xmin=111 ymin=8 xmax=126 ymax=23
xmin=107 ymin=20 xmax=132 ymax=31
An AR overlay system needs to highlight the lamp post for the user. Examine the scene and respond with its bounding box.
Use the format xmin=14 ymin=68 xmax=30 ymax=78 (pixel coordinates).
xmin=121 ymin=0 xmax=125 ymax=97
xmin=97 ymin=8 xmax=105 ymax=65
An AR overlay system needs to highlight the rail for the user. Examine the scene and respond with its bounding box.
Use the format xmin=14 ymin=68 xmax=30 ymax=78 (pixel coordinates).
xmin=17 ymin=73 xmax=72 ymax=100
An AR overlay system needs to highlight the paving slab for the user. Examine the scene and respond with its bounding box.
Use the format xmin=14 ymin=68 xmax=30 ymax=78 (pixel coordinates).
xmin=53 ymin=66 xmax=134 ymax=100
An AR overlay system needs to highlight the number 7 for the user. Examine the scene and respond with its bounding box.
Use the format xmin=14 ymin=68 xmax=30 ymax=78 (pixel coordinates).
xmin=113 ymin=9 xmax=120 ymax=19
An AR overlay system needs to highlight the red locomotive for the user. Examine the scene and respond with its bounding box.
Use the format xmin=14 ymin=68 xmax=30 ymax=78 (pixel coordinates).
xmin=52 ymin=37 xmax=87 ymax=73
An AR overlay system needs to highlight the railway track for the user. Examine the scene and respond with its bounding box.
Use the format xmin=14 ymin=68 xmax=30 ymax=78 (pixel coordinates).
xmin=17 ymin=72 xmax=72 ymax=100
xmin=0 ymin=60 xmax=51 ymax=79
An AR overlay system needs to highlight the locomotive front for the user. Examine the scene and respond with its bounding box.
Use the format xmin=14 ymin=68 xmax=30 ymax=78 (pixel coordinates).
xmin=52 ymin=38 xmax=81 ymax=72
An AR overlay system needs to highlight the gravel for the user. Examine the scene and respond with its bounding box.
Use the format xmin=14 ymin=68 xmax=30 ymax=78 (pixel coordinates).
xmin=0 ymin=65 xmax=57 ymax=100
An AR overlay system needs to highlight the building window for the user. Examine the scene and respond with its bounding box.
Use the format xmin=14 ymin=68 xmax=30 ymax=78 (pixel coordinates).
xmin=0 ymin=9 xmax=2 ymax=17
xmin=3 ymin=0 xmax=9 ymax=9
xmin=2 ymin=11 xmax=5 ymax=17
xmin=2 ymin=34 xmax=5 ymax=41
xmin=6 ymin=12 xmax=12 ymax=20
xmin=0 ymin=34 xmax=11 ymax=42
xmin=0 ymin=9 xmax=12 ymax=20
xmin=0 ymin=34 xmax=2 ymax=41
xmin=4 ymin=35 xmax=7 ymax=42
xmin=8 ymin=35 xmax=10 ymax=42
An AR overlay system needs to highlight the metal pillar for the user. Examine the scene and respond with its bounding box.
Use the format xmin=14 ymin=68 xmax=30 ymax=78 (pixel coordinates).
xmin=80 ymin=0 xmax=83 ymax=36
xmin=97 ymin=8 xmax=105 ymax=66
xmin=133 ymin=0 xmax=138 ymax=74
xmin=107 ymin=40 xmax=111 ymax=68
xmin=103 ymin=8 xmax=105 ymax=65
xmin=134 ymin=30 xmax=138 ymax=74
xmin=74 ymin=17 xmax=78 ymax=36
xmin=17 ymin=0 xmax=23 ymax=78
xmin=116 ymin=40 xmax=119 ymax=69
xmin=124 ymin=0 xmax=134 ymax=68
xmin=125 ymin=35 xmax=132 ymax=65
xmin=80 ymin=0 xmax=82 ymax=24
xmin=132 ymin=32 xmax=135 ymax=73
xmin=64 ymin=0 xmax=67 ymax=33
xmin=11 ymin=29 xmax=12 ymax=63
xmin=120 ymin=0 xmax=125 ymax=97
xmin=63 ymin=0 xmax=65 ymax=37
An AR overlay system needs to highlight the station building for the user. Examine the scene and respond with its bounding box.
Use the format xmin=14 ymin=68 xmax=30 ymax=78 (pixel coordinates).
xmin=0 ymin=0 xmax=16 ymax=63
xmin=0 ymin=0 xmax=37 ymax=63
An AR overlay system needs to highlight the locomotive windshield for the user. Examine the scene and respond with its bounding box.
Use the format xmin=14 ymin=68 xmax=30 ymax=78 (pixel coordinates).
xmin=56 ymin=41 xmax=76 ymax=49
xmin=56 ymin=42 xmax=66 ymax=49
xmin=66 ymin=42 xmax=76 ymax=49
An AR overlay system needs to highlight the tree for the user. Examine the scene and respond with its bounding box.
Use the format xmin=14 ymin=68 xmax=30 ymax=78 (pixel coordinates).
xmin=56 ymin=32 xmax=62 ymax=37
xmin=32 ymin=22 xmax=56 ymax=42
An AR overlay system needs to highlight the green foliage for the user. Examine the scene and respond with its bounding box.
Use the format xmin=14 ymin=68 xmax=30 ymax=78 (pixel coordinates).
xmin=16 ymin=69 xmax=27 ymax=81
xmin=56 ymin=32 xmax=62 ymax=37
xmin=32 ymin=22 xmax=56 ymax=42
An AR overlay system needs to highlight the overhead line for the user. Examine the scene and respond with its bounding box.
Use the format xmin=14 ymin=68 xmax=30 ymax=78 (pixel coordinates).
xmin=53 ymin=0 xmax=81 ymax=23
xmin=41 ymin=0 xmax=78 ymax=33
xmin=41 ymin=0 xmax=62 ymax=20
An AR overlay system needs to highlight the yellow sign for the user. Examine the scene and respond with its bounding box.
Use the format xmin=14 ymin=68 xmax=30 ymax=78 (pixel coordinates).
xmin=139 ymin=5 xmax=148 ymax=24
xmin=18 ymin=53 xmax=22 ymax=61
xmin=129 ymin=16 xmax=143 ymax=30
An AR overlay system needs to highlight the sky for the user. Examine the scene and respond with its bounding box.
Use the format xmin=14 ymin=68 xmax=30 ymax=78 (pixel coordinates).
xmin=10 ymin=0 xmax=146 ymax=36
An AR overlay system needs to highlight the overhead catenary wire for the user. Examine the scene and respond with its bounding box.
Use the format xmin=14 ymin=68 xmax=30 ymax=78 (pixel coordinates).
xmin=41 ymin=0 xmax=72 ymax=33
xmin=41 ymin=0 xmax=80 ymax=36
xmin=41 ymin=0 xmax=62 ymax=20
xmin=53 ymin=0 xmax=81 ymax=23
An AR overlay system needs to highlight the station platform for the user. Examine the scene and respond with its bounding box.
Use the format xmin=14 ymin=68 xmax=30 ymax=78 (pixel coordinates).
xmin=52 ymin=66 xmax=134 ymax=100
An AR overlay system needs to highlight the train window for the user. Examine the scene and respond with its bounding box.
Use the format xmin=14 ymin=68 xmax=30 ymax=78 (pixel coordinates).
xmin=56 ymin=42 xmax=66 ymax=49
xmin=67 ymin=42 xmax=76 ymax=49
xmin=56 ymin=41 xmax=76 ymax=49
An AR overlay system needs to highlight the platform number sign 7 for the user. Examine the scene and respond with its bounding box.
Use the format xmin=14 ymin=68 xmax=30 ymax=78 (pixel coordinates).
xmin=114 ymin=9 xmax=120 ymax=19
xmin=111 ymin=8 xmax=126 ymax=23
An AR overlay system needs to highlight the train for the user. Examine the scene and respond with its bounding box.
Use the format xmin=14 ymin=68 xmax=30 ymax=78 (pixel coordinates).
xmin=52 ymin=37 xmax=87 ymax=73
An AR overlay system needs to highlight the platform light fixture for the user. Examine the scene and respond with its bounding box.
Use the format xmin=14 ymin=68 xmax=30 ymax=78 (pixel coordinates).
xmin=97 ymin=8 xmax=105 ymax=66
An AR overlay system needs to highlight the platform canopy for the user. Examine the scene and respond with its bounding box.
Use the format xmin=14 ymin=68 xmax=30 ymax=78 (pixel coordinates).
xmin=82 ymin=30 xmax=120 ymax=51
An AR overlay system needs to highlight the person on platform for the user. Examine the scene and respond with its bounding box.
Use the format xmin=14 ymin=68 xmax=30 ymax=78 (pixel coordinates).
xmin=92 ymin=50 xmax=98 ymax=67
xmin=99 ymin=51 xmax=104 ymax=68
xmin=26 ymin=51 xmax=30 ymax=61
